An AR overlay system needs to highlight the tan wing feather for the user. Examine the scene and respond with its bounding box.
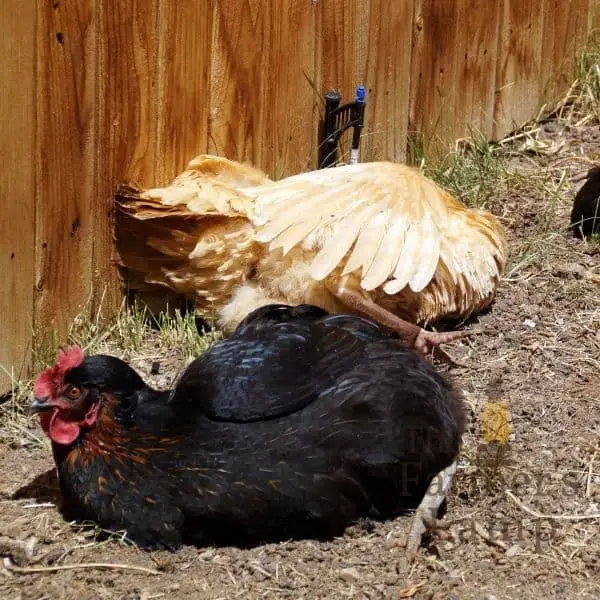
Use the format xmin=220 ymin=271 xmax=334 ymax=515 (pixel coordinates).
xmin=408 ymin=212 xmax=441 ymax=292
xmin=309 ymin=201 xmax=382 ymax=281
xmin=383 ymin=223 xmax=422 ymax=294
xmin=268 ymin=212 xmax=325 ymax=256
xmin=359 ymin=200 xmax=408 ymax=291
xmin=254 ymin=185 xmax=346 ymax=246
xmin=246 ymin=161 xmax=506 ymax=299
xmin=341 ymin=205 xmax=390 ymax=278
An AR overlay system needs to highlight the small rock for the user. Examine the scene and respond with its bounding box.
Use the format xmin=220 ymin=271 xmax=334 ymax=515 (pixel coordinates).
xmin=484 ymin=595 xmax=499 ymax=600
xmin=506 ymin=544 xmax=522 ymax=557
xmin=339 ymin=567 xmax=361 ymax=582
xmin=555 ymin=263 xmax=585 ymax=279
xmin=542 ymin=121 xmax=560 ymax=134
xmin=523 ymin=318 xmax=536 ymax=328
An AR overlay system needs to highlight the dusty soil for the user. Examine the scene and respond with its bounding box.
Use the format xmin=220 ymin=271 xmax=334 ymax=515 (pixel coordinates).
xmin=1 ymin=120 xmax=599 ymax=599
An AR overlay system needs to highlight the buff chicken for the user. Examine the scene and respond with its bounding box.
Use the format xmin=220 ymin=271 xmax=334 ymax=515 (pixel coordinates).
xmin=32 ymin=303 xmax=465 ymax=554
xmin=115 ymin=155 xmax=507 ymax=358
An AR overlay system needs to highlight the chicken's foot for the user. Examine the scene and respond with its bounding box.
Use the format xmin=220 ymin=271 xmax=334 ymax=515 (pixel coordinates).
xmin=405 ymin=461 xmax=457 ymax=560
xmin=335 ymin=287 xmax=467 ymax=366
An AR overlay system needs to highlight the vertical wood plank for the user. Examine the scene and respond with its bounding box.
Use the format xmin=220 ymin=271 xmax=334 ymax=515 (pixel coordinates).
xmin=567 ymin=0 xmax=592 ymax=70
xmin=209 ymin=1 xmax=269 ymax=167
xmin=34 ymin=1 xmax=97 ymax=345
xmin=570 ymin=0 xmax=592 ymax=47
xmin=589 ymin=0 xmax=600 ymax=35
xmin=154 ymin=1 xmax=213 ymax=184
xmin=540 ymin=1 xmax=562 ymax=103
xmin=97 ymin=0 xmax=158 ymax=186
xmin=408 ymin=0 xmax=461 ymax=158
xmin=209 ymin=1 xmax=316 ymax=178
xmin=0 ymin=1 xmax=36 ymax=391
xmin=319 ymin=0 xmax=370 ymax=98
xmin=493 ymin=0 xmax=545 ymax=139
xmin=95 ymin=0 xmax=159 ymax=316
xmin=266 ymin=1 xmax=318 ymax=176
xmin=452 ymin=0 xmax=501 ymax=140
xmin=362 ymin=0 xmax=414 ymax=163
xmin=317 ymin=0 xmax=370 ymax=165
xmin=541 ymin=0 xmax=590 ymax=106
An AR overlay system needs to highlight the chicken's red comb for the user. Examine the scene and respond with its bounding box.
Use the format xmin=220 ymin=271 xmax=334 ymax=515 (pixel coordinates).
xmin=33 ymin=345 xmax=85 ymax=398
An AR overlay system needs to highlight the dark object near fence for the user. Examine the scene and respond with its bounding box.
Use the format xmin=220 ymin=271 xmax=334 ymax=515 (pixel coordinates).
xmin=571 ymin=166 xmax=600 ymax=239
xmin=319 ymin=85 xmax=366 ymax=168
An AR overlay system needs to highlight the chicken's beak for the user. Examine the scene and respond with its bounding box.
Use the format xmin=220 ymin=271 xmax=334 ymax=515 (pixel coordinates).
xmin=30 ymin=397 xmax=53 ymax=414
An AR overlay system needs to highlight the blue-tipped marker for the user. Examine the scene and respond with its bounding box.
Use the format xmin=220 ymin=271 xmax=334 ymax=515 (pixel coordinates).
xmin=319 ymin=84 xmax=368 ymax=169
xmin=355 ymin=84 xmax=366 ymax=104
xmin=350 ymin=84 xmax=366 ymax=165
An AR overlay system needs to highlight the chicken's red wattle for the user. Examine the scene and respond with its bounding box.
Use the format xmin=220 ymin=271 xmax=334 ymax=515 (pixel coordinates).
xmin=48 ymin=411 xmax=81 ymax=445
xmin=39 ymin=402 xmax=99 ymax=445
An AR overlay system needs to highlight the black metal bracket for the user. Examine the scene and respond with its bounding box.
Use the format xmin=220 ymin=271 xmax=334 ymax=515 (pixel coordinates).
xmin=319 ymin=85 xmax=366 ymax=169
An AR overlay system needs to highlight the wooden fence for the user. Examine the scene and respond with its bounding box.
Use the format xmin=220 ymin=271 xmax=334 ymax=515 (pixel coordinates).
xmin=1 ymin=0 xmax=598 ymax=392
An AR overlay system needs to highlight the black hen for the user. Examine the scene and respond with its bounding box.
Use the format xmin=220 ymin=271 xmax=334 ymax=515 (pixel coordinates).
xmin=31 ymin=304 xmax=465 ymax=550
xmin=571 ymin=166 xmax=600 ymax=238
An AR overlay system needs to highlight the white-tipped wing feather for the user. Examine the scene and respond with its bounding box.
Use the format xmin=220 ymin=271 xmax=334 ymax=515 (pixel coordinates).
xmin=247 ymin=161 xmax=506 ymax=296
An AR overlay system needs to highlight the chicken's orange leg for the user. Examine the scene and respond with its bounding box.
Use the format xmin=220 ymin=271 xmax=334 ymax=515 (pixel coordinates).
xmin=335 ymin=286 xmax=467 ymax=364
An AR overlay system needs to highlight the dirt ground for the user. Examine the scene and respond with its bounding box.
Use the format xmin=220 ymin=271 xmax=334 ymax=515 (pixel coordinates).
xmin=1 ymin=117 xmax=599 ymax=599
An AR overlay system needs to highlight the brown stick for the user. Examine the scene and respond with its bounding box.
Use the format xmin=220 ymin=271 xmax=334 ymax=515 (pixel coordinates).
xmin=472 ymin=520 xmax=509 ymax=550
xmin=3 ymin=558 xmax=161 ymax=576
xmin=506 ymin=491 xmax=600 ymax=520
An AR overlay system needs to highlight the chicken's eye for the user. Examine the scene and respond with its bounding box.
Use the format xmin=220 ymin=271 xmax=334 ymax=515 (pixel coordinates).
xmin=65 ymin=385 xmax=82 ymax=400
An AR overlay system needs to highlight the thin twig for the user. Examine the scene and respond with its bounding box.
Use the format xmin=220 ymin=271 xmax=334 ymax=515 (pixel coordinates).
xmin=586 ymin=450 xmax=598 ymax=498
xmin=249 ymin=562 xmax=273 ymax=579
xmin=224 ymin=567 xmax=237 ymax=586
xmin=3 ymin=558 xmax=161 ymax=576
xmin=472 ymin=520 xmax=509 ymax=551
xmin=54 ymin=541 xmax=104 ymax=565
xmin=506 ymin=490 xmax=600 ymax=520
xmin=499 ymin=127 xmax=542 ymax=146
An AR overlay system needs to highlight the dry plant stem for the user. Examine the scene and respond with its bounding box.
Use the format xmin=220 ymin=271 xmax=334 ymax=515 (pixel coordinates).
xmin=2 ymin=558 xmax=161 ymax=576
xmin=505 ymin=490 xmax=600 ymax=520
xmin=586 ymin=450 xmax=598 ymax=498
xmin=405 ymin=461 xmax=457 ymax=560
xmin=472 ymin=520 xmax=509 ymax=550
